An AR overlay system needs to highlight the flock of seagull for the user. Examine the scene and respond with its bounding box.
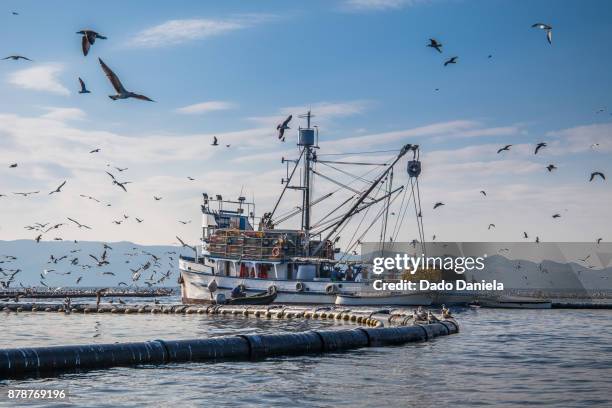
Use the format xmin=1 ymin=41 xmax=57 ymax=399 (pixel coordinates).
xmin=426 ymin=22 xmax=606 ymax=244
xmin=0 ymin=14 xmax=608 ymax=290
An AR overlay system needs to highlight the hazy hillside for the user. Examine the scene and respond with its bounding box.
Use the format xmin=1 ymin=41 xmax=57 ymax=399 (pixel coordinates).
xmin=0 ymin=240 xmax=192 ymax=288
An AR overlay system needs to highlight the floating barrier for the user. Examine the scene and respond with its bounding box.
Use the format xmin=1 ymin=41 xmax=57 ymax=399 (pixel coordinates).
xmin=0 ymin=322 xmax=458 ymax=379
xmin=0 ymin=289 xmax=173 ymax=299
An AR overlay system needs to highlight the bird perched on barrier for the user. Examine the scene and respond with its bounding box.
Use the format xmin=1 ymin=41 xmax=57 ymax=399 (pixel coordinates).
xmin=442 ymin=304 xmax=452 ymax=319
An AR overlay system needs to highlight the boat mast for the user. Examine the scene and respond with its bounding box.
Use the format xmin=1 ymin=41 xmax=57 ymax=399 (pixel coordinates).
xmin=298 ymin=111 xmax=316 ymax=255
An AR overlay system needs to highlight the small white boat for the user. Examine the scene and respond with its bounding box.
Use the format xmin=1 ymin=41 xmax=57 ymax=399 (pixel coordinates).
xmin=335 ymin=292 xmax=433 ymax=306
xmin=478 ymin=295 xmax=552 ymax=309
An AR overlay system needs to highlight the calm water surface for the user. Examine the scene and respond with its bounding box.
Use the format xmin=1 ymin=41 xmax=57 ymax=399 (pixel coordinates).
xmin=1 ymin=303 xmax=611 ymax=408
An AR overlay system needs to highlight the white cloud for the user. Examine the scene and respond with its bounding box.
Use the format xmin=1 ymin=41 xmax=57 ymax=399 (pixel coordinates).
xmin=248 ymin=100 xmax=372 ymax=127
xmin=128 ymin=15 xmax=275 ymax=48
xmin=8 ymin=63 xmax=69 ymax=95
xmin=41 ymin=107 xmax=87 ymax=121
xmin=342 ymin=0 xmax=426 ymax=11
xmin=547 ymin=122 xmax=612 ymax=153
xmin=176 ymin=101 xmax=237 ymax=115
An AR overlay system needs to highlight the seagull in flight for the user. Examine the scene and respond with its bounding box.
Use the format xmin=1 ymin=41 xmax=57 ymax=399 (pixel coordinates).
xmin=90 ymin=148 xmax=100 ymax=153
xmin=67 ymin=217 xmax=92 ymax=229
xmin=153 ymin=196 xmax=162 ymax=201
xmin=443 ymin=56 xmax=458 ymax=66
xmin=532 ymin=23 xmax=552 ymax=45
xmin=546 ymin=164 xmax=557 ymax=172
xmin=78 ymin=77 xmax=90 ymax=94
xmin=277 ymin=115 xmax=292 ymax=141
xmin=106 ymin=171 xmax=131 ymax=192
xmin=176 ymin=236 xmax=196 ymax=252
xmin=433 ymin=202 xmax=445 ymax=209
xmin=534 ymin=142 xmax=547 ymax=154
xmin=49 ymin=181 xmax=66 ymax=195
xmin=211 ymin=136 xmax=219 ymax=146
xmin=590 ymin=171 xmax=605 ymax=181
xmin=497 ymin=144 xmax=512 ymax=154
xmin=480 ymin=190 xmax=487 ymax=197
xmin=77 ymin=30 xmax=107 ymax=56
xmin=3 ymin=55 xmax=31 ymax=61
xmin=99 ymin=58 xmax=154 ymax=102
xmin=427 ymin=38 xmax=442 ymax=53
xmin=9 ymin=163 xmax=17 ymax=168
xmin=13 ymin=191 xmax=39 ymax=197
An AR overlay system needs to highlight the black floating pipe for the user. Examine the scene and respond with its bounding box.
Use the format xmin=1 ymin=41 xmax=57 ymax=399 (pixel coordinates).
xmin=0 ymin=323 xmax=458 ymax=380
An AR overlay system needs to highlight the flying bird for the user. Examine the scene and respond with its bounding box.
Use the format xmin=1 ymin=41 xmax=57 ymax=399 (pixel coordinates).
xmin=443 ymin=56 xmax=458 ymax=66
xmin=135 ymin=218 xmax=144 ymax=223
xmin=488 ymin=224 xmax=496 ymax=230
xmin=187 ymin=177 xmax=195 ymax=181
xmin=427 ymin=38 xmax=442 ymax=53
xmin=480 ymin=190 xmax=487 ymax=197
xmin=153 ymin=196 xmax=162 ymax=201
xmin=67 ymin=217 xmax=92 ymax=229
xmin=523 ymin=232 xmax=528 ymax=239
xmin=532 ymin=23 xmax=552 ymax=45
xmin=77 ymin=30 xmax=107 ymax=56
xmin=176 ymin=236 xmax=196 ymax=252
xmin=13 ymin=191 xmax=39 ymax=196
xmin=552 ymin=214 xmax=561 ymax=218
xmin=78 ymin=77 xmax=90 ymax=94
xmin=99 ymin=58 xmax=154 ymax=101
xmin=546 ymin=164 xmax=557 ymax=172
xmin=9 ymin=163 xmax=17 ymax=168
xmin=497 ymin=144 xmax=512 ymax=154
xmin=2 ymin=55 xmax=31 ymax=61
xmin=534 ymin=142 xmax=547 ymax=154
xmin=433 ymin=202 xmax=444 ymax=209
xmin=589 ymin=171 xmax=605 ymax=181
xmin=49 ymin=181 xmax=66 ymax=195
xmin=277 ymin=115 xmax=292 ymax=141
xmin=211 ymin=136 xmax=218 ymax=146
xmin=90 ymin=148 xmax=100 ymax=153
xmin=105 ymin=171 xmax=131 ymax=192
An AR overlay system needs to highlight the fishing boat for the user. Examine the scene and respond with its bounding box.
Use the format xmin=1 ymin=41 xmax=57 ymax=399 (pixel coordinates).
xmin=179 ymin=111 xmax=431 ymax=305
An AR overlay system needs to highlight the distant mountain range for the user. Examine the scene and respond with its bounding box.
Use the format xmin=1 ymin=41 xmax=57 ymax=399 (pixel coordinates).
xmin=465 ymin=254 xmax=612 ymax=291
xmin=0 ymin=240 xmax=192 ymax=288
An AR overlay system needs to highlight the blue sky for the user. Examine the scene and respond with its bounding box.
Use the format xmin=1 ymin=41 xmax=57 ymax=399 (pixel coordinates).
xmin=0 ymin=0 xmax=611 ymax=246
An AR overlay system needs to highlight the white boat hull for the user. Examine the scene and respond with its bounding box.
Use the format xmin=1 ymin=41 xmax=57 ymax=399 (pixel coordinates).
xmin=181 ymin=259 xmax=364 ymax=304
xmin=478 ymin=296 xmax=552 ymax=309
xmin=179 ymin=258 xmax=432 ymax=305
